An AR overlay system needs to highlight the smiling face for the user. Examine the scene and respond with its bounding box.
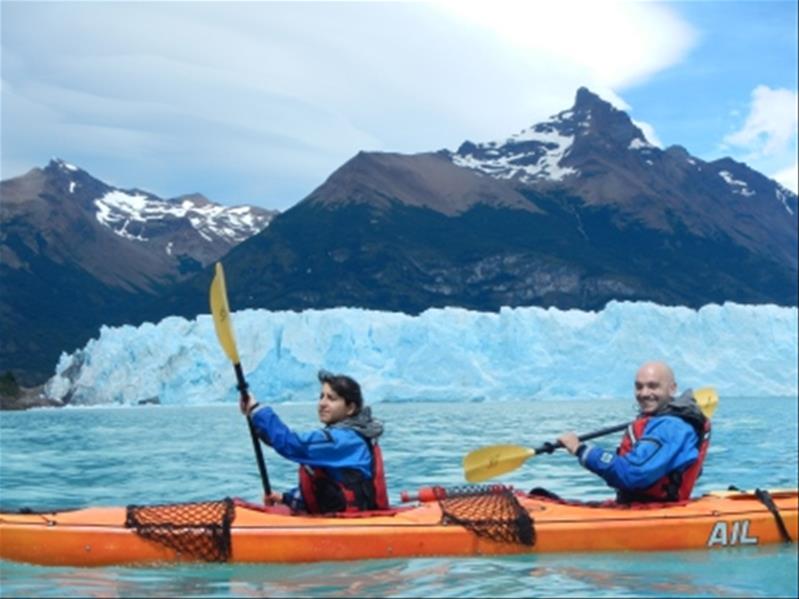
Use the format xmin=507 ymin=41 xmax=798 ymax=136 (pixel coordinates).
xmin=317 ymin=382 xmax=356 ymax=425
xmin=634 ymin=362 xmax=676 ymax=415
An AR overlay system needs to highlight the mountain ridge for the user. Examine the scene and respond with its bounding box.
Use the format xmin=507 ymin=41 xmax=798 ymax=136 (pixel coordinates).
xmin=2 ymin=88 xmax=797 ymax=386
xmin=159 ymin=87 xmax=796 ymax=321
xmin=0 ymin=159 xmax=276 ymax=383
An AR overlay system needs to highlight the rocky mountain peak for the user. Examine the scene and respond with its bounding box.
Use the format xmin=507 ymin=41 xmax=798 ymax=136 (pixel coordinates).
xmin=569 ymin=87 xmax=649 ymax=149
xmin=46 ymin=157 xmax=81 ymax=172
xmin=573 ymin=86 xmax=603 ymax=107
xmin=449 ymin=87 xmax=653 ymax=186
xmin=665 ymin=144 xmax=692 ymax=159
xmin=571 ymin=86 xmax=626 ymax=122
xmin=43 ymin=158 xmax=101 ymax=187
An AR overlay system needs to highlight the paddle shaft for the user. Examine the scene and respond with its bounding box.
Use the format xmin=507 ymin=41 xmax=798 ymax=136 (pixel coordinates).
xmin=234 ymin=362 xmax=272 ymax=496
xmin=535 ymin=390 xmax=718 ymax=455
xmin=534 ymin=422 xmax=628 ymax=454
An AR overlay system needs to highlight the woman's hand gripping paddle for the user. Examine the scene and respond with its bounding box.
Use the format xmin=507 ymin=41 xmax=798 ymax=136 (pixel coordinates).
xmin=210 ymin=262 xmax=272 ymax=498
xmin=463 ymin=387 xmax=719 ymax=483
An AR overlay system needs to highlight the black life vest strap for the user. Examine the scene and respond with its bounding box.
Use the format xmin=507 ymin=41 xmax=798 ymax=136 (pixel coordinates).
xmin=754 ymin=488 xmax=792 ymax=543
xmin=663 ymin=470 xmax=683 ymax=502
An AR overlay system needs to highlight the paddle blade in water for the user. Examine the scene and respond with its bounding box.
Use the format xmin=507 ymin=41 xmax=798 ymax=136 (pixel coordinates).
xmin=463 ymin=444 xmax=536 ymax=483
xmin=210 ymin=262 xmax=240 ymax=365
xmin=694 ymin=387 xmax=719 ymax=419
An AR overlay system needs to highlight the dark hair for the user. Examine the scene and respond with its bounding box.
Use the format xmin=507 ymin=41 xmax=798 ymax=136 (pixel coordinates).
xmin=318 ymin=370 xmax=363 ymax=413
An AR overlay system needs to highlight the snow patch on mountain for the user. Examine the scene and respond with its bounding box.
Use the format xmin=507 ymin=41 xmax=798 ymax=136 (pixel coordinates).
xmin=93 ymin=189 xmax=271 ymax=244
xmin=54 ymin=158 xmax=79 ymax=172
xmin=776 ymin=187 xmax=796 ymax=215
xmin=451 ymin=117 xmax=579 ymax=183
xmin=719 ymin=170 xmax=756 ymax=197
xmin=628 ymin=138 xmax=656 ymax=151
xmin=94 ymin=191 xmax=152 ymax=240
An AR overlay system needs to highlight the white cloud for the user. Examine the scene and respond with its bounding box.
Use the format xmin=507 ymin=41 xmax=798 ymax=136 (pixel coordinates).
xmin=0 ymin=1 xmax=698 ymax=209
xmin=773 ymin=164 xmax=799 ymax=194
xmin=720 ymin=86 xmax=798 ymax=195
xmin=435 ymin=0 xmax=696 ymax=88
xmin=724 ymin=86 xmax=799 ymax=157
xmin=632 ymin=120 xmax=663 ymax=148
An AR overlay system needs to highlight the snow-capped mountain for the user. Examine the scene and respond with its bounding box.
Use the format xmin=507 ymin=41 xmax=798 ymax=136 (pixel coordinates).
xmin=160 ymin=87 xmax=796 ymax=325
xmin=449 ymin=87 xmax=658 ymax=185
xmin=4 ymin=88 xmax=798 ymax=387
xmin=448 ymin=87 xmax=796 ymax=264
xmin=46 ymin=159 xmax=274 ymax=265
xmin=93 ymin=189 xmax=269 ymax=245
xmin=450 ymin=108 xmax=583 ymax=184
xmin=451 ymin=87 xmax=795 ymax=214
xmin=0 ymin=159 xmax=277 ymax=384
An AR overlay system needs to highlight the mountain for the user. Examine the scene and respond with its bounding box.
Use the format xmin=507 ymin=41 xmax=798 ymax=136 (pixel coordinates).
xmin=450 ymin=88 xmax=796 ymax=267
xmin=5 ymin=88 xmax=798 ymax=385
xmin=161 ymin=87 xmax=797 ymax=320
xmin=0 ymin=159 xmax=276 ymax=384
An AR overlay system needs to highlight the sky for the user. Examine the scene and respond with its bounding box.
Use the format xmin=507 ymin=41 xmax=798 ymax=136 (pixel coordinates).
xmin=1 ymin=1 xmax=797 ymax=211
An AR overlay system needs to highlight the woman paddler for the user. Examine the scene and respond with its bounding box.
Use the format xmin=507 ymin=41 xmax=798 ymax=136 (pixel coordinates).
xmin=239 ymin=370 xmax=389 ymax=513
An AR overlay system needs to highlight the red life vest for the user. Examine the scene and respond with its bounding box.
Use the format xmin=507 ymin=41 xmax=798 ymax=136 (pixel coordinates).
xmin=618 ymin=415 xmax=711 ymax=502
xmin=298 ymin=440 xmax=389 ymax=514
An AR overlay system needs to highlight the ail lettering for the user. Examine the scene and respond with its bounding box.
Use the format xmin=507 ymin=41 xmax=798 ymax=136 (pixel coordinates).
xmin=707 ymin=520 xmax=759 ymax=547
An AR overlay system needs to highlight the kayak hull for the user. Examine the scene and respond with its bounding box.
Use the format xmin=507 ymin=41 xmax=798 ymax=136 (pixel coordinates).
xmin=1 ymin=489 xmax=796 ymax=566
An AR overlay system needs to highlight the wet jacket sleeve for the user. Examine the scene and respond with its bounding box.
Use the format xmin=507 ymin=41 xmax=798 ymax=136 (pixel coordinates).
xmin=248 ymin=405 xmax=373 ymax=479
xmin=575 ymin=416 xmax=699 ymax=491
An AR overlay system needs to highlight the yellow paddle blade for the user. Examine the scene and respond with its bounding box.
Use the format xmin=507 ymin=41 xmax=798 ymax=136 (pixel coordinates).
xmin=463 ymin=444 xmax=536 ymax=483
xmin=694 ymin=387 xmax=719 ymax=419
xmin=209 ymin=262 xmax=240 ymax=365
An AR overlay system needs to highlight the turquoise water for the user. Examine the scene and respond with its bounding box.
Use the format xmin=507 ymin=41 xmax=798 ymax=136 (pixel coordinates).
xmin=1 ymin=396 xmax=797 ymax=597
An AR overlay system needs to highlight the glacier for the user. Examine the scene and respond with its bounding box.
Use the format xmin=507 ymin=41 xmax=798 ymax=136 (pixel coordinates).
xmin=45 ymin=301 xmax=798 ymax=406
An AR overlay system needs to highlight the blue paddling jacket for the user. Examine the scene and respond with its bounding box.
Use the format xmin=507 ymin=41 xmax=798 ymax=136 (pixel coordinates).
xmin=249 ymin=404 xmax=384 ymax=511
xmin=574 ymin=391 xmax=709 ymax=503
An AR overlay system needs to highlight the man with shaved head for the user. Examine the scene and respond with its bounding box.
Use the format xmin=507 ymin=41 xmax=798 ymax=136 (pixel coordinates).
xmin=558 ymin=361 xmax=711 ymax=504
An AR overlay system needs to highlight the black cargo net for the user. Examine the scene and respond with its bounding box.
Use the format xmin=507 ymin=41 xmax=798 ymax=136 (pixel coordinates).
xmin=438 ymin=486 xmax=535 ymax=546
xmin=125 ymin=498 xmax=235 ymax=562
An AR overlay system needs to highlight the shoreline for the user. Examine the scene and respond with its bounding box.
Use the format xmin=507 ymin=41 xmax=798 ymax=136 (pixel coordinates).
xmin=0 ymin=386 xmax=64 ymax=411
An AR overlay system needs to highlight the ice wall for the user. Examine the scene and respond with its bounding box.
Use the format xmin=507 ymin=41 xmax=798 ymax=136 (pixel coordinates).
xmin=45 ymin=301 xmax=798 ymax=405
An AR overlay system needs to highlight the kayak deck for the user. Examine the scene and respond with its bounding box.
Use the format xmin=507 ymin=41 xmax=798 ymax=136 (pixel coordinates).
xmin=0 ymin=489 xmax=796 ymax=566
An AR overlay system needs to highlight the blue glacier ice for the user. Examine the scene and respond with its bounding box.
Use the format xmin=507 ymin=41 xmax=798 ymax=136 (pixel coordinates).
xmin=45 ymin=301 xmax=798 ymax=406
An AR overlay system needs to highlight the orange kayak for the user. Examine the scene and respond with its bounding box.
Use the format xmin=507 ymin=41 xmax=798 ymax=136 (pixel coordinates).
xmin=1 ymin=487 xmax=795 ymax=567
